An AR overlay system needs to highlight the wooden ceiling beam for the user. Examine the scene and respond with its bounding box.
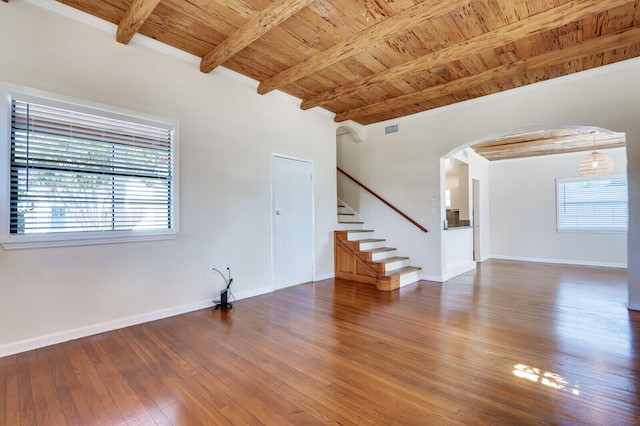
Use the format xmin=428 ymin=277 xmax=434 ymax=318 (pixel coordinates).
xmin=304 ymin=0 xmax=634 ymax=112
xmin=200 ymin=0 xmax=314 ymax=73
xmin=256 ymin=0 xmax=474 ymax=95
xmin=116 ymin=0 xmax=162 ymax=45
xmin=334 ymin=24 xmax=640 ymax=123
xmin=473 ymin=132 xmax=626 ymax=161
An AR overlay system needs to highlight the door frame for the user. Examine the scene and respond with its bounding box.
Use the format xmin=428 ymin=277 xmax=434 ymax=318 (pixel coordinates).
xmin=271 ymin=153 xmax=315 ymax=290
xmin=472 ymin=178 xmax=481 ymax=262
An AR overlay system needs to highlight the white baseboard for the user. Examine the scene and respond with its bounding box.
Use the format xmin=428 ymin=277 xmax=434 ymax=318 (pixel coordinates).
xmin=0 ymin=299 xmax=216 ymax=359
xmin=490 ymin=255 xmax=627 ymax=269
xmin=233 ymin=285 xmax=273 ymax=301
xmin=420 ymin=262 xmax=477 ymax=283
xmin=0 ymin=281 xmax=310 ymax=358
xmin=442 ymin=261 xmax=477 ymax=282
xmin=420 ymin=273 xmax=445 ymax=282
xmin=314 ymin=273 xmax=335 ymax=282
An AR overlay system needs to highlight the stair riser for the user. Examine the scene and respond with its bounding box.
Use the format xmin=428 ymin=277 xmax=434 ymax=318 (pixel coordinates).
xmin=359 ymin=240 xmax=385 ymax=251
xmin=399 ymin=270 xmax=421 ymax=287
xmin=384 ymin=259 xmax=410 ymax=271
xmin=347 ymin=231 xmax=374 ymax=241
xmin=336 ymin=222 xmax=364 ymax=231
xmin=338 ymin=214 xmax=358 ymax=222
xmin=371 ymin=250 xmax=397 ymax=261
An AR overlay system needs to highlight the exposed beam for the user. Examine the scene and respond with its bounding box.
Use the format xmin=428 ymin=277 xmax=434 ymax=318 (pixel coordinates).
xmin=334 ymin=25 xmax=640 ymax=123
xmin=303 ymin=0 xmax=634 ymax=111
xmin=473 ymin=131 xmax=626 ymax=161
xmin=200 ymin=0 xmax=314 ymax=73
xmin=256 ymin=0 xmax=474 ymax=95
xmin=116 ymin=0 xmax=162 ymax=45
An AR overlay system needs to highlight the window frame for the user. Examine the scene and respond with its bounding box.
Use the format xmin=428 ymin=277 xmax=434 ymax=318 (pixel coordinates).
xmin=1 ymin=90 xmax=179 ymax=250
xmin=556 ymin=174 xmax=628 ymax=234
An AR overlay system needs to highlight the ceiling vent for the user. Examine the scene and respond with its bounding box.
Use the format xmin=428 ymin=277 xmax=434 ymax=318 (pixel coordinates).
xmin=385 ymin=124 xmax=399 ymax=135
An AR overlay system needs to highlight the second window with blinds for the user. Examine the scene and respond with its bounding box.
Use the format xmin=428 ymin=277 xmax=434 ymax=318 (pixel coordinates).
xmin=556 ymin=175 xmax=628 ymax=233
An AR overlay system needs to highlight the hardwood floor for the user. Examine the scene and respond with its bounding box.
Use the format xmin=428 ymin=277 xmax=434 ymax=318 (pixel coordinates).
xmin=1 ymin=259 xmax=639 ymax=425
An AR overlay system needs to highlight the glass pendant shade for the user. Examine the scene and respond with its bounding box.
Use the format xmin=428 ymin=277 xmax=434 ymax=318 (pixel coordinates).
xmin=578 ymin=151 xmax=614 ymax=176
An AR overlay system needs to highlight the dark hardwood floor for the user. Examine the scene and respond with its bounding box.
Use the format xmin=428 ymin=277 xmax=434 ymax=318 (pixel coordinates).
xmin=1 ymin=259 xmax=639 ymax=425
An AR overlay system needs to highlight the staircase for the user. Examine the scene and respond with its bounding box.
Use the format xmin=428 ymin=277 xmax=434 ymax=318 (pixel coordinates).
xmin=335 ymin=203 xmax=421 ymax=291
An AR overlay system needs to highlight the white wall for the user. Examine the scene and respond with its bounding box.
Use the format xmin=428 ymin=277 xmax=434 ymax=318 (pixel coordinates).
xmin=339 ymin=58 xmax=640 ymax=307
xmin=490 ymin=148 xmax=627 ymax=267
xmin=0 ymin=1 xmax=337 ymax=356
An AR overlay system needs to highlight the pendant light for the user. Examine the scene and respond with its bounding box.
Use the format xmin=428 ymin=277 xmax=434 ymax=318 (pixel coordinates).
xmin=578 ymin=132 xmax=614 ymax=176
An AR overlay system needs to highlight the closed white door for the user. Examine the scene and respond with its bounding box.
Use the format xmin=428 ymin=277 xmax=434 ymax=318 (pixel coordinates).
xmin=272 ymin=155 xmax=313 ymax=289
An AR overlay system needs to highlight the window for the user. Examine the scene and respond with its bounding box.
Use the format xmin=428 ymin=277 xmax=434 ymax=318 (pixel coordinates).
xmin=3 ymin=94 xmax=177 ymax=249
xmin=557 ymin=175 xmax=627 ymax=233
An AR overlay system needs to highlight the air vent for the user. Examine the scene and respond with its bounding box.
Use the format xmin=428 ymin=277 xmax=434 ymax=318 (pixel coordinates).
xmin=385 ymin=124 xmax=399 ymax=135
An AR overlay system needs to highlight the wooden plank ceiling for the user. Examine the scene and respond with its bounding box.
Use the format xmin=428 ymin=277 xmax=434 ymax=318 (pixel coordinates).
xmin=19 ymin=0 xmax=640 ymax=127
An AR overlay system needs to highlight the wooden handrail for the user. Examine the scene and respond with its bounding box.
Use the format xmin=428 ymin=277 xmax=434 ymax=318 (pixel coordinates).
xmin=337 ymin=167 xmax=428 ymax=233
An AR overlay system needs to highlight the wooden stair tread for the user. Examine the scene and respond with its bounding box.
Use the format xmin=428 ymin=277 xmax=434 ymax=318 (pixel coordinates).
xmin=338 ymin=221 xmax=364 ymax=224
xmin=361 ymin=247 xmax=396 ymax=254
xmin=347 ymin=229 xmax=374 ymax=233
xmin=375 ymin=256 xmax=409 ymax=264
xmin=382 ymin=266 xmax=421 ymax=277
xmin=358 ymin=238 xmax=385 ymax=243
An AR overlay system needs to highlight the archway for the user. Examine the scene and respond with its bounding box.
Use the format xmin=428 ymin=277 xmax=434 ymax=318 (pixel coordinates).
xmin=441 ymin=124 xmax=628 ymax=279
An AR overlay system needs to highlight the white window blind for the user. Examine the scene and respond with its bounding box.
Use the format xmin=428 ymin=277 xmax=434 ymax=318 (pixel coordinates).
xmin=10 ymin=98 xmax=174 ymax=237
xmin=557 ymin=175 xmax=628 ymax=233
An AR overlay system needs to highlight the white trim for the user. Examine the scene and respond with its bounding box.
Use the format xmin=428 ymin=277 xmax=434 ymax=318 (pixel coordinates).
xmin=0 ymin=282 xmax=285 ymax=358
xmin=0 ymin=299 xmax=215 ymax=358
xmin=1 ymin=230 xmax=176 ymax=250
xmin=314 ymin=273 xmax=335 ymax=281
xmin=420 ymin=273 xmax=446 ymax=282
xmin=233 ymin=285 xmax=274 ymax=302
xmin=490 ymin=255 xmax=627 ymax=269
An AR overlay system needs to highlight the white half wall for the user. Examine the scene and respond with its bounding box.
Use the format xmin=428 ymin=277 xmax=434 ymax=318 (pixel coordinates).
xmin=490 ymin=148 xmax=627 ymax=267
xmin=0 ymin=1 xmax=337 ymax=356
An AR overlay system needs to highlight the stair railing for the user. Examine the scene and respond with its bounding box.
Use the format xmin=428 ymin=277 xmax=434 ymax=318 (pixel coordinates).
xmin=338 ymin=167 xmax=428 ymax=233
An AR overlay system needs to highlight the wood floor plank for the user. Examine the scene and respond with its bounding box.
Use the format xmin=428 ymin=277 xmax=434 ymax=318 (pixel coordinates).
xmin=48 ymin=343 xmax=96 ymax=425
xmin=1 ymin=355 xmax=20 ymax=426
xmin=88 ymin=332 xmax=166 ymax=425
xmin=16 ymin=353 xmax=36 ymax=425
xmin=28 ymin=348 xmax=65 ymax=426
xmin=1 ymin=259 xmax=639 ymax=425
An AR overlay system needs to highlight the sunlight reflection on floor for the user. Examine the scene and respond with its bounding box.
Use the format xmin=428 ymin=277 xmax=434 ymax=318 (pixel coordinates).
xmin=513 ymin=364 xmax=581 ymax=396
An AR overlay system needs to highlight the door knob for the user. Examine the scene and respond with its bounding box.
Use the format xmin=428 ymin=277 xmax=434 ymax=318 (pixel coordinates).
xmin=275 ymin=210 xmax=281 ymax=215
